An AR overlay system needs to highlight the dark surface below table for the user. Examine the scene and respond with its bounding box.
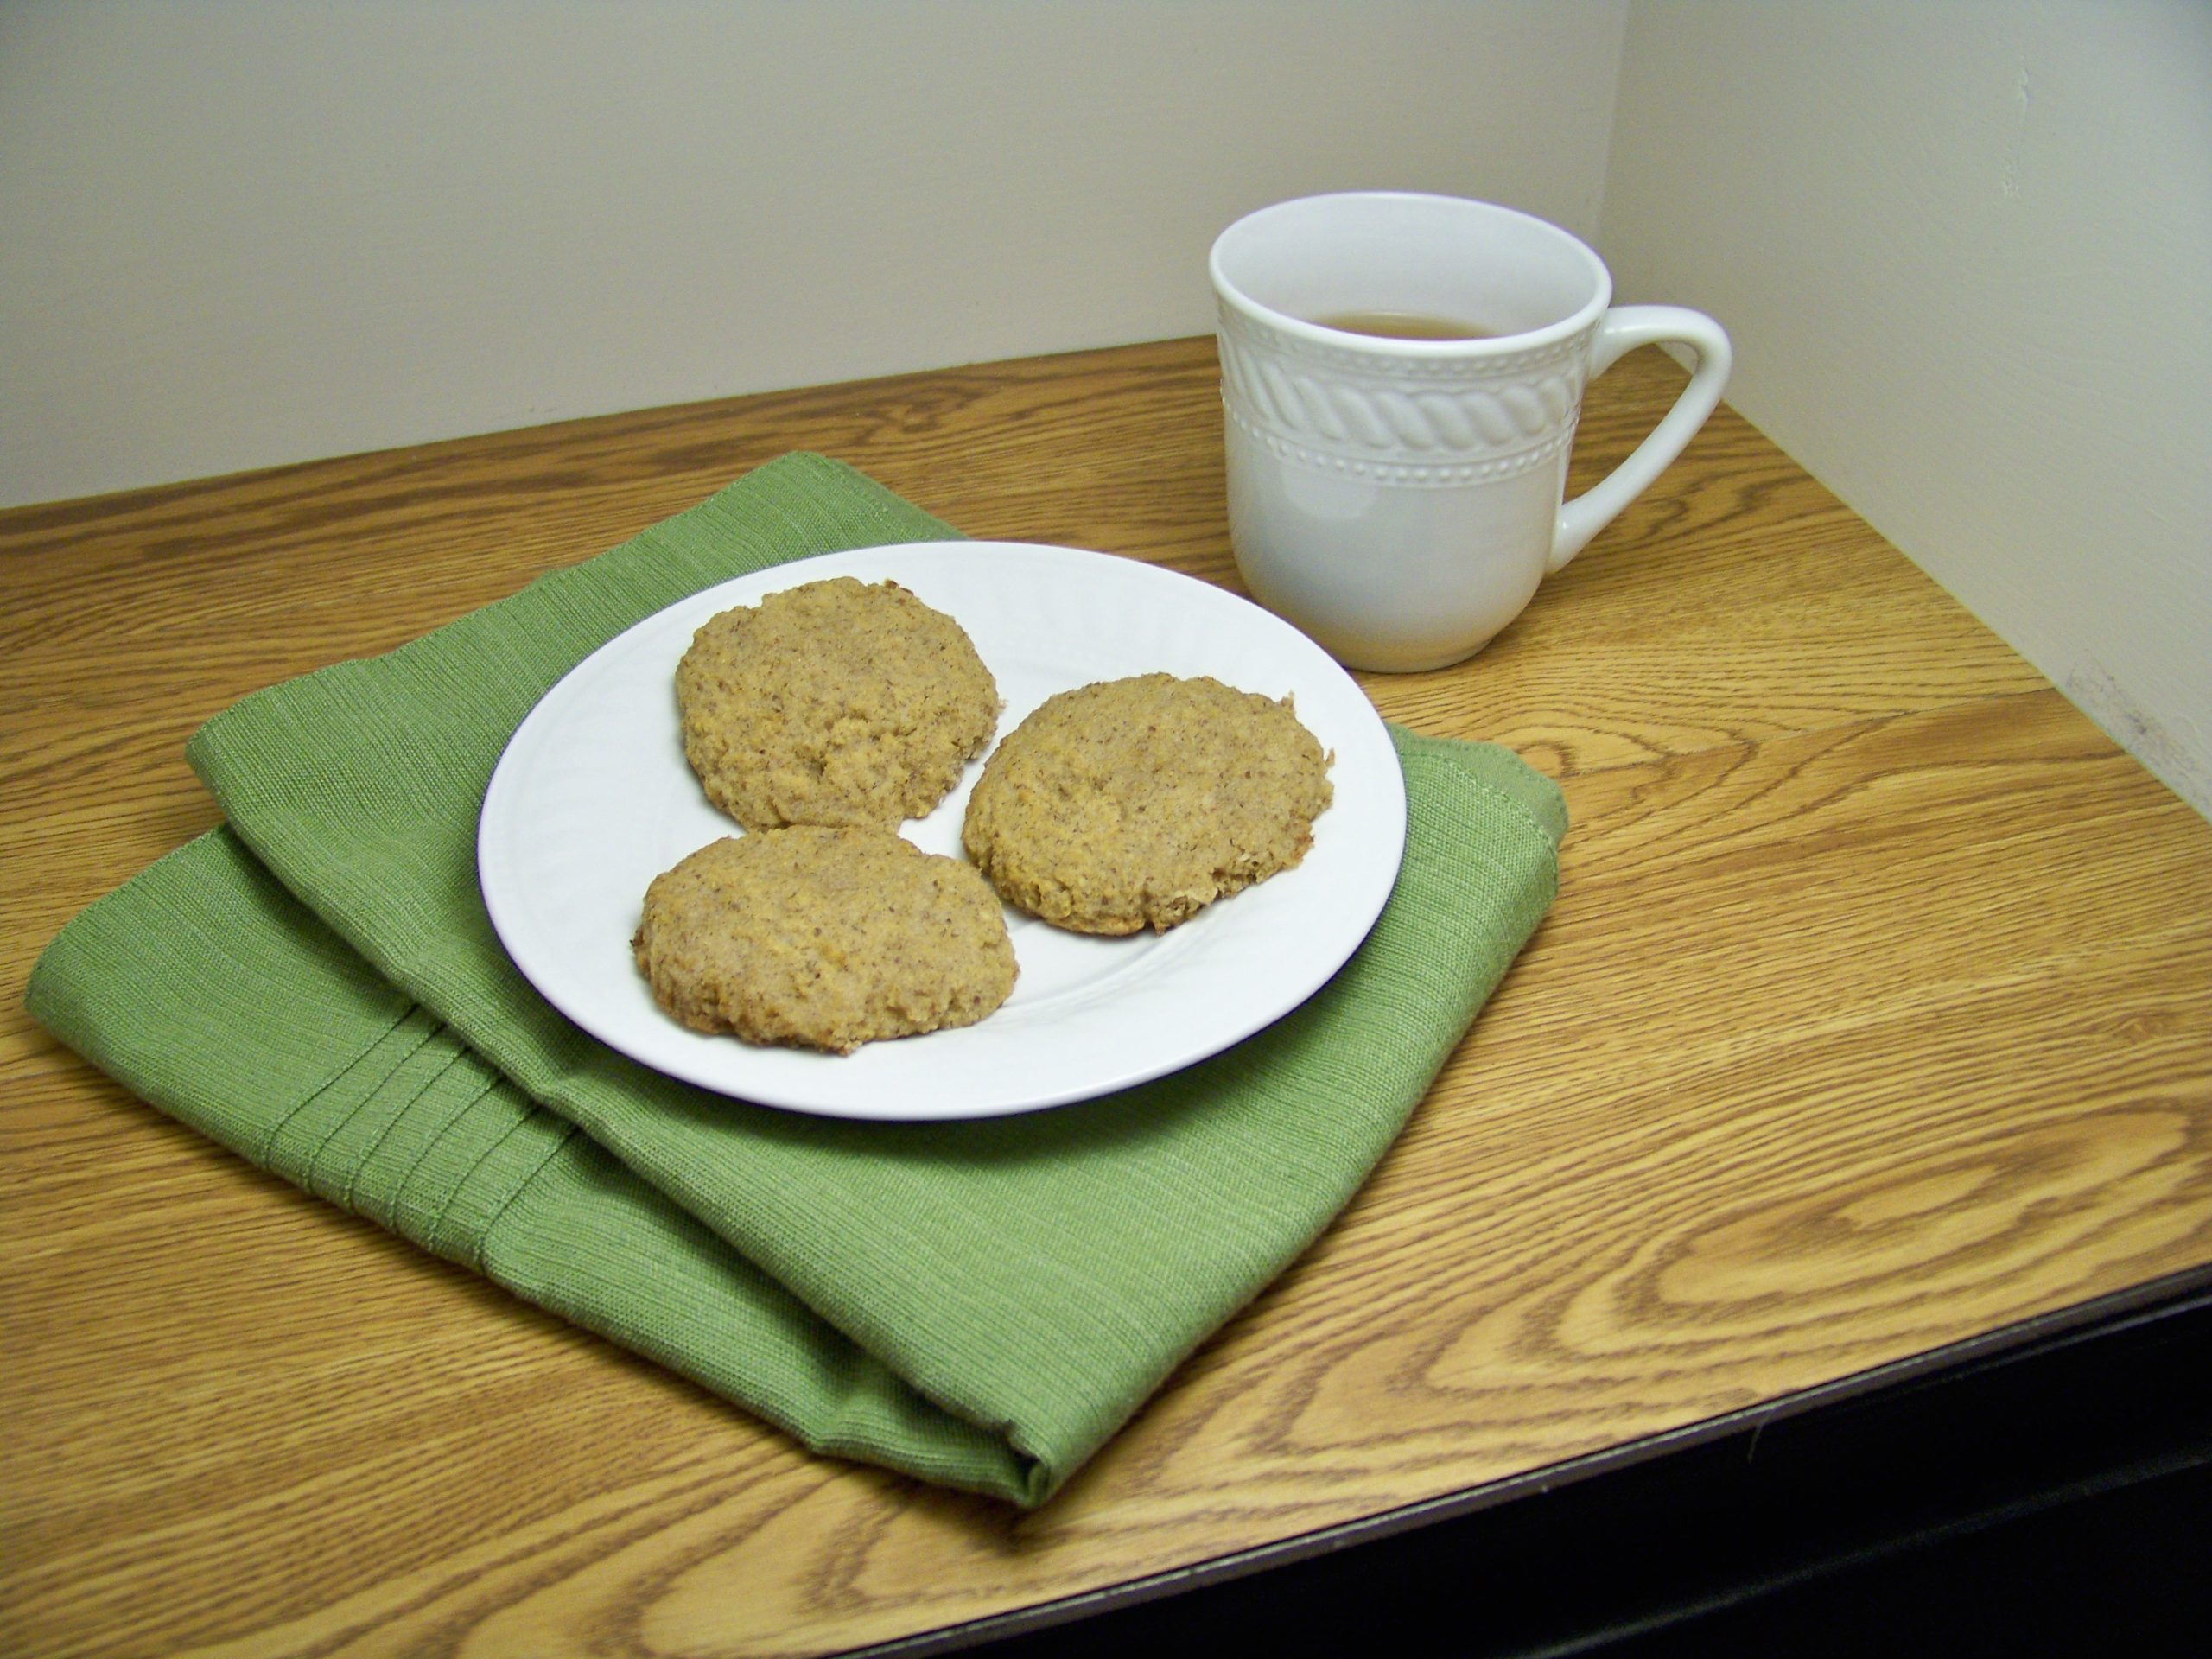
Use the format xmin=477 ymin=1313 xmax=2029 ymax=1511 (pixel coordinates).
xmin=894 ymin=1287 xmax=2212 ymax=1656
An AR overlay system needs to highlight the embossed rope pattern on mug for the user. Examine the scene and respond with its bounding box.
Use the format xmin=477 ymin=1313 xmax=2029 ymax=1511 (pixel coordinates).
xmin=1225 ymin=404 xmax=1576 ymax=486
xmin=1217 ymin=318 xmax=1585 ymax=468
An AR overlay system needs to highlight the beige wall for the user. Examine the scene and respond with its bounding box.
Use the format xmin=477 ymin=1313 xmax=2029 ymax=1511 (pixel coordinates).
xmin=1602 ymin=1 xmax=2212 ymax=816
xmin=7 ymin=2 xmax=2204 ymax=812
xmin=0 ymin=0 xmax=1626 ymax=508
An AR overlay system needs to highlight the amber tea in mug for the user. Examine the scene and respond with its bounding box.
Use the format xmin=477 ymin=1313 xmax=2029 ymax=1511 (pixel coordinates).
xmin=1307 ymin=310 xmax=1499 ymax=342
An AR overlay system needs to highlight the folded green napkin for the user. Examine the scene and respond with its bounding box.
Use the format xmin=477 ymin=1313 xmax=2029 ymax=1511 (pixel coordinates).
xmin=26 ymin=454 xmax=1564 ymax=1505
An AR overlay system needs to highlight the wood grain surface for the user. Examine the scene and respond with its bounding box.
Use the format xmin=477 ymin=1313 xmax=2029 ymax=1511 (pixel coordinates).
xmin=3 ymin=338 xmax=2209 ymax=1658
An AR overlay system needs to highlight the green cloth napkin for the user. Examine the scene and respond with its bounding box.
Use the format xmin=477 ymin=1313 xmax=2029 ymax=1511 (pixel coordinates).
xmin=26 ymin=454 xmax=1564 ymax=1506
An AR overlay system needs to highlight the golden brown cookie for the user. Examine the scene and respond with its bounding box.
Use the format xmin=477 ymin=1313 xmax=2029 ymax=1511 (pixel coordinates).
xmin=676 ymin=576 xmax=999 ymax=831
xmin=962 ymin=673 xmax=1333 ymax=935
xmin=632 ymin=828 xmax=1017 ymax=1054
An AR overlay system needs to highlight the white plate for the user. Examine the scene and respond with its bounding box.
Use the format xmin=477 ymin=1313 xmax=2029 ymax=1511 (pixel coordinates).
xmin=478 ymin=542 xmax=1407 ymax=1120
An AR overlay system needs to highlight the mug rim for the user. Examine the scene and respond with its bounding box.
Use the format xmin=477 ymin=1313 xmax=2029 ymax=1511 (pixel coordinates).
xmin=1208 ymin=190 xmax=1612 ymax=356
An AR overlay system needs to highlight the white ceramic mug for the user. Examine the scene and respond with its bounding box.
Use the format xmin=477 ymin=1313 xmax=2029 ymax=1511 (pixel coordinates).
xmin=1210 ymin=192 xmax=1732 ymax=671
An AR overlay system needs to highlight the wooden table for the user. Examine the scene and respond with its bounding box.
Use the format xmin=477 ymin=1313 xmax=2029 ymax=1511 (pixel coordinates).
xmin=4 ymin=339 xmax=2209 ymax=1657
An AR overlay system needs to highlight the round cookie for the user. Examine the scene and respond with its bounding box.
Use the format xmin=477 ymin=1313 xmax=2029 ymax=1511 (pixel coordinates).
xmin=677 ymin=576 xmax=1000 ymax=832
xmin=962 ymin=673 xmax=1333 ymax=936
xmin=632 ymin=828 xmax=1017 ymax=1054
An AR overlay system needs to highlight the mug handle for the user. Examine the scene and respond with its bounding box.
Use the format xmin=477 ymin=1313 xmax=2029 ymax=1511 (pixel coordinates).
xmin=1549 ymin=307 xmax=1732 ymax=573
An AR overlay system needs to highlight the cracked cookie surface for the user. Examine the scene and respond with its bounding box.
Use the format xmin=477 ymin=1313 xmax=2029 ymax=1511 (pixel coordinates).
xmin=963 ymin=673 xmax=1333 ymax=935
xmin=632 ymin=828 xmax=1017 ymax=1053
xmin=677 ymin=576 xmax=999 ymax=831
